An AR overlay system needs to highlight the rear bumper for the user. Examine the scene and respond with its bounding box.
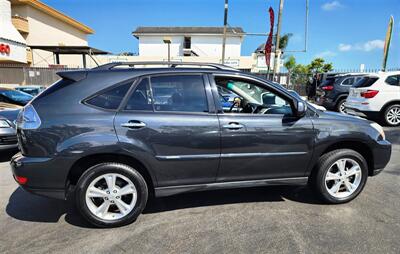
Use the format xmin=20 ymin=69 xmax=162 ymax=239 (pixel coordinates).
xmin=344 ymin=107 xmax=380 ymax=120
xmin=370 ymin=139 xmax=392 ymax=176
xmin=10 ymin=153 xmax=67 ymax=200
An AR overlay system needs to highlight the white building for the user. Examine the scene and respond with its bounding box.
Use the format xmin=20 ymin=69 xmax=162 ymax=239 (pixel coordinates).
xmin=132 ymin=27 xmax=244 ymax=58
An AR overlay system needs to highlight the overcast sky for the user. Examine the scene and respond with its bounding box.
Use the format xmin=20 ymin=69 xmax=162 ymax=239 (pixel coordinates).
xmin=43 ymin=0 xmax=400 ymax=70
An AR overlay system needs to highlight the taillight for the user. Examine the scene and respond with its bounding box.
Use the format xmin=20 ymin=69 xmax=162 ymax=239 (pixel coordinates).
xmin=360 ymin=90 xmax=379 ymax=99
xmin=322 ymin=86 xmax=334 ymax=91
xmin=16 ymin=104 xmax=41 ymax=130
xmin=15 ymin=175 xmax=28 ymax=185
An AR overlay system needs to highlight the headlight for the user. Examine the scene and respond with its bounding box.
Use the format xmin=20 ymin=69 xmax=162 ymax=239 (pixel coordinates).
xmin=0 ymin=119 xmax=11 ymax=128
xmin=370 ymin=122 xmax=385 ymax=140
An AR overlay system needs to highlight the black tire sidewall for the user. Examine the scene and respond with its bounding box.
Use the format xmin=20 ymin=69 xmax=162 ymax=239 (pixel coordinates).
xmin=384 ymin=104 xmax=400 ymax=127
xmin=315 ymin=149 xmax=368 ymax=204
xmin=75 ymin=163 xmax=148 ymax=227
xmin=336 ymin=99 xmax=346 ymax=113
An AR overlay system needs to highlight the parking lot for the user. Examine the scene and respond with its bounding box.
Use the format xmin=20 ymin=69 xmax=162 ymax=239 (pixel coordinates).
xmin=0 ymin=127 xmax=398 ymax=254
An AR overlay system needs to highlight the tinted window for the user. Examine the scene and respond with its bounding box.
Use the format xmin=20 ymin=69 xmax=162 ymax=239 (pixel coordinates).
xmin=354 ymin=77 xmax=379 ymax=88
xmin=125 ymin=78 xmax=153 ymax=110
xmin=86 ymin=83 xmax=131 ymax=110
xmin=151 ymin=75 xmax=208 ymax=112
xmin=341 ymin=77 xmax=354 ymax=86
xmin=385 ymin=75 xmax=400 ymax=86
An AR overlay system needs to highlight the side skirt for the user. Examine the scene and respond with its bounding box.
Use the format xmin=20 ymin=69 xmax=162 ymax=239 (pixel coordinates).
xmin=154 ymin=177 xmax=309 ymax=197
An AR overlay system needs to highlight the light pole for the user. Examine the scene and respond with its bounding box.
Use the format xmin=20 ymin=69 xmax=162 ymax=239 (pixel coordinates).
xmin=272 ymin=0 xmax=284 ymax=81
xmin=163 ymin=37 xmax=172 ymax=62
xmin=221 ymin=0 xmax=228 ymax=64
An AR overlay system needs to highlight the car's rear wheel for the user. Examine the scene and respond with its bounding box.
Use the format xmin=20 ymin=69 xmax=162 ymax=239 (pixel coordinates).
xmin=383 ymin=104 xmax=400 ymax=127
xmin=75 ymin=163 xmax=148 ymax=227
xmin=311 ymin=149 xmax=368 ymax=204
xmin=336 ymin=98 xmax=346 ymax=113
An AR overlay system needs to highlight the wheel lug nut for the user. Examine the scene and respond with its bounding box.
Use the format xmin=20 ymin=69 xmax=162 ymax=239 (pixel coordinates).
xmin=113 ymin=190 xmax=117 ymax=193
xmin=104 ymin=197 xmax=108 ymax=200
xmin=106 ymin=191 xmax=110 ymax=194
xmin=116 ymin=196 xmax=120 ymax=199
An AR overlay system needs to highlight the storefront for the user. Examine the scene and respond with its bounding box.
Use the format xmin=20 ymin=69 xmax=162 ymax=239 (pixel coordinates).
xmin=0 ymin=0 xmax=26 ymax=63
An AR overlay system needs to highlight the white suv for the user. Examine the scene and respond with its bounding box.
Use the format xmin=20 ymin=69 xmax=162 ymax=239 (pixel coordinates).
xmin=345 ymin=71 xmax=400 ymax=126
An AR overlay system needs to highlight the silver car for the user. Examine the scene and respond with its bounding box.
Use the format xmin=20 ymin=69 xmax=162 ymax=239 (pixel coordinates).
xmin=0 ymin=116 xmax=17 ymax=151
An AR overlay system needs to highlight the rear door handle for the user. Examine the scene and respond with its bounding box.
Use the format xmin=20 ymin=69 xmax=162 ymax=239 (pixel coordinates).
xmin=121 ymin=121 xmax=146 ymax=129
xmin=222 ymin=122 xmax=244 ymax=130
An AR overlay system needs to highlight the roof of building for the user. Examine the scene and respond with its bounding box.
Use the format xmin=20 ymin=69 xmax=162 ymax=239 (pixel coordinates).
xmin=11 ymin=0 xmax=94 ymax=34
xmin=132 ymin=27 xmax=245 ymax=38
xmin=29 ymin=45 xmax=109 ymax=55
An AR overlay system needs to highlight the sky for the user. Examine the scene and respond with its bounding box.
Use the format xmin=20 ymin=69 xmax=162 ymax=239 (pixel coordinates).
xmin=42 ymin=0 xmax=400 ymax=70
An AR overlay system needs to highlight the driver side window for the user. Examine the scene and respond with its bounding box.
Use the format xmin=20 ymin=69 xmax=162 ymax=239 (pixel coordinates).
xmin=215 ymin=78 xmax=293 ymax=116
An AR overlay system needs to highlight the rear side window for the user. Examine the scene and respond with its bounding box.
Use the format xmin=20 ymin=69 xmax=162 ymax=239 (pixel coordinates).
xmin=150 ymin=75 xmax=208 ymax=113
xmin=354 ymin=77 xmax=379 ymax=88
xmin=125 ymin=78 xmax=153 ymax=110
xmin=341 ymin=77 xmax=354 ymax=86
xmin=385 ymin=75 xmax=400 ymax=86
xmin=86 ymin=83 xmax=131 ymax=110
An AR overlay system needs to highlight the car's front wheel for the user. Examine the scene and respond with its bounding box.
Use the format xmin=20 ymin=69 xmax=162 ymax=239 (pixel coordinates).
xmin=75 ymin=163 xmax=148 ymax=227
xmin=311 ymin=149 xmax=368 ymax=204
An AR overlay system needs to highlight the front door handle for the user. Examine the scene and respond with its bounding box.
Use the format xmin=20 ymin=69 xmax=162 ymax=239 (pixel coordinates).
xmin=121 ymin=121 xmax=146 ymax=129
xmin=222 ymin=122 xmax=244 ymax=130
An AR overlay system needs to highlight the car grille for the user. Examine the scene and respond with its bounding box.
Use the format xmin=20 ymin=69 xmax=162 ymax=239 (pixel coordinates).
xmin=0 ymin=135 xmax=18 ymax=145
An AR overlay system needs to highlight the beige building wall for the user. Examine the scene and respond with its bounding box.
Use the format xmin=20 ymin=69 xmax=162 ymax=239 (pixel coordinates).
xmin=12 ymin=4 xmax=90 ymax=67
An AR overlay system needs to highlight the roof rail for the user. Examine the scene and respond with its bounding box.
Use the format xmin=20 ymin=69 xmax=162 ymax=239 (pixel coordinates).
xmin=92 ymin=61 xmax=238 ymax=71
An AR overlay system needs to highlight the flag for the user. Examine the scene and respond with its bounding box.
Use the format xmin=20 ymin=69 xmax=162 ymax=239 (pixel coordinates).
xmin=265 ymin=7 xmax=275 ymax=68
xmin=382 ymin=16 xmax=394 ymax=71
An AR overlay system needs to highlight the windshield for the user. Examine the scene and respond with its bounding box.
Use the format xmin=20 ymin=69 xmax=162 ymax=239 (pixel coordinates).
xmin=0 ymin=90 xmax=33 ymax=103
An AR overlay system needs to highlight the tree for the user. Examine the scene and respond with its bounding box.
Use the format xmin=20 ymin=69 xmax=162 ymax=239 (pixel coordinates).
xmin=284 ymin=55 xmax=296 ymax=86
xmin=322 ymin=63 xmax=334 ymax=73
xmin=279 ymin=33 xmax=292 ymax=54
xmin=308 ymin=58 xmax=334 ymax=74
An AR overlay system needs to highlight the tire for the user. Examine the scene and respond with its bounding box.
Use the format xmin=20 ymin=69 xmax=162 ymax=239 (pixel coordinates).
xmin=336 ymin=98 xmax=346 ymax=113
xmin=383 ymin=104 xmax=400 ymax=127
xmin=311 ymin=149 xmax=368 ymax=204
xmin=75 ymin=163 xmax=148 ymax=228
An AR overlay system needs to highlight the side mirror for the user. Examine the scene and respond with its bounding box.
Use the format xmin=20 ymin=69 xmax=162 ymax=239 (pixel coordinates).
xmin=295 ymin=101 xmax=307 ymax=118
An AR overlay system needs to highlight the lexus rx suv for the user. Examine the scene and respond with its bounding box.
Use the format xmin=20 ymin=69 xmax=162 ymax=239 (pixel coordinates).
xmin=11 ymin=62 xmax=391 ymax=227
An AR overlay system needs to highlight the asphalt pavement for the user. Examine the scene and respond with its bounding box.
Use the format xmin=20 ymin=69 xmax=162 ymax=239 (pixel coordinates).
xmin=0 ymin=128 xmax=399 ymax=254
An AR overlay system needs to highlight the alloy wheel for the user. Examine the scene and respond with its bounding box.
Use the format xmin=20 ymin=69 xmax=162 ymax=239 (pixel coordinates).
xmin=386 ymin=106 xmax=400 ymax=125
xmin=85 ymin=173 xmax=137 ymax=221
xmin=324 ymin=158 xmax=362 ymax=199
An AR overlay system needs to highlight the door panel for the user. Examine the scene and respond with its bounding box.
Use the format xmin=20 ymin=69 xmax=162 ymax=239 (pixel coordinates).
xmin=217 ymin=114 xmax=315 ymax=181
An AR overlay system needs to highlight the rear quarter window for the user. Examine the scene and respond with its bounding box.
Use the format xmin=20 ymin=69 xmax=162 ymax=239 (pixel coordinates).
xmin=85 ymin=83 xmax=131 ymax=110
xmin=385 ymin=75 xmax=400 ymax=86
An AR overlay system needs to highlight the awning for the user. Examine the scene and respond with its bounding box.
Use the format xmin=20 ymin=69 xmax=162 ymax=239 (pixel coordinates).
xmin=28 ymin=45 xmax=109 ymax=55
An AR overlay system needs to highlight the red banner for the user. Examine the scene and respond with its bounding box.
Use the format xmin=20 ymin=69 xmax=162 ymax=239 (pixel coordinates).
xmin=265 ymin=7 xmax=274 ymax=67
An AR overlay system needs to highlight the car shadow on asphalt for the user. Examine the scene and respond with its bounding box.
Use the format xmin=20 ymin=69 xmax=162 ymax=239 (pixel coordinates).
xmin=6 ymin=185 xmax=323 ymax=228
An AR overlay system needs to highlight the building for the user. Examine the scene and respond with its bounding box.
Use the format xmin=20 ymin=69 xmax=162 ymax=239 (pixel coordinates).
xmin=0 ymin=0 xmax=27 ymax=63
xmin=133 ymin=26 xmax=244 ymax=58
xmin=0 ymin=0 xmax=107 ymax=67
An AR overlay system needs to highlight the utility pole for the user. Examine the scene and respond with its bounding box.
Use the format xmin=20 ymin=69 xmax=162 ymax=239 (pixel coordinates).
xmin=272 ymin=0 xmax=284 ymax=81
xmin=221 ymin=0 xmax=228 ymax=64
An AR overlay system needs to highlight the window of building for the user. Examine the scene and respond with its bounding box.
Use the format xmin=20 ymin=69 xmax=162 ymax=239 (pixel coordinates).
xmin=184 ymin=37 xmax=191 ymax=49
xmin=85 ymin=83 xmax=131 ymax=110
xmin=150 ymin=75 xmax=208 ymax=113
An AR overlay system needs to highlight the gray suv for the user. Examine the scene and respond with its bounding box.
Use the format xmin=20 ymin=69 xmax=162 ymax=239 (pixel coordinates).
xmin=11 ymin=62 xmax=391 ymax=227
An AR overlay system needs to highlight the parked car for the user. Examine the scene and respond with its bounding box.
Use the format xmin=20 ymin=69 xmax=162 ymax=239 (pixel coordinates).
xmin=315 ymin=73 xmax=367 ymax=113
xmin=0 ymin=116 xmax=17 ymax=151
xmin=15 ymin=85 xmax=46 ymax=97
xmin=345 ymin=71 xmax=400 ymax=126
xmin=11 ymin=62 xmax=391 ymax=227
xmin=0 ymin=88 xmax=33 ymax=106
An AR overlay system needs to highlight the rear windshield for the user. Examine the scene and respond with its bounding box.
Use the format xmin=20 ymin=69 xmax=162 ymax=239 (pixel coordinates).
xmin=319 ymin=78 xmax=335 ymax=87
xmin=35 ymin=79 xmax=74 ymax=100
xmin=353 ymin=77 xmax=379 ymax=88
